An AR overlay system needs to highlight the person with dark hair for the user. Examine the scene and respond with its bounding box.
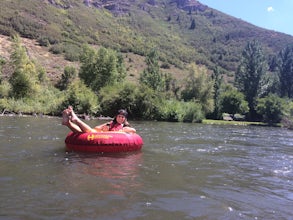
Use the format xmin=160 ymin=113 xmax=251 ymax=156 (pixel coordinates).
xmin=62 ymin=106 xmax=136 ymax=133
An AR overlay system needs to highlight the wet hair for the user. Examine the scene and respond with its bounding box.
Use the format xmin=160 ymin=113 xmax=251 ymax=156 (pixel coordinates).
xmin=117 ymin=109 xmax=128 ymax=117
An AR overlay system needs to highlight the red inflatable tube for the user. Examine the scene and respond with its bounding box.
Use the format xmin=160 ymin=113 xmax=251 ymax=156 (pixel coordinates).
xmin=65 ymin=131 xmax=144 ymax=153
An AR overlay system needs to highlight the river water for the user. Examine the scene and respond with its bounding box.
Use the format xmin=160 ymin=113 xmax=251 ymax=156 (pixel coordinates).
xmin=0 ymin=116 xmax=293 ymax=220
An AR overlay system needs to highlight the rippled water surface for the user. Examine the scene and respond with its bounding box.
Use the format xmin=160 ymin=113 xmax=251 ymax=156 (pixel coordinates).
xmin=1 ymin=117 xmax=293 ymax=220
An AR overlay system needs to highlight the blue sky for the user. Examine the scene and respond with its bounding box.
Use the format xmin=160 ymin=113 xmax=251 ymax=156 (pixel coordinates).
xmin=198 ymin=0 xmax=293 ymax=36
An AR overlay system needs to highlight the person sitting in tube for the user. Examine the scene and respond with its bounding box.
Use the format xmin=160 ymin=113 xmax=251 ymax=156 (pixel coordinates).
xmin=62 ymin=106 xmax=136 ymax=133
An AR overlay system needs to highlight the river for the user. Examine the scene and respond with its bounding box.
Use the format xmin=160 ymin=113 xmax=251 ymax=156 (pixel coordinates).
xmin=0 ymin=116 xmax=293 ymax=220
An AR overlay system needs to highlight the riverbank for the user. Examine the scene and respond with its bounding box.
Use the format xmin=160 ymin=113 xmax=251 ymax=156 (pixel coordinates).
xmin=0 ymin=111 xmax=113 ymax=121
xmin=202 ymin=119 xmax=281 ymax=127
xmin=0 ymin=112 xmax=283 ymax=127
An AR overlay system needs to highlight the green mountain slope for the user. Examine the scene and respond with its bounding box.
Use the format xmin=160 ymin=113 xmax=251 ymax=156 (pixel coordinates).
xmin=1 ymin=0 xmax=293 ymax=79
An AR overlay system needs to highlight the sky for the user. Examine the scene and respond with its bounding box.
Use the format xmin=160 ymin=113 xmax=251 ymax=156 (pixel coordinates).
xmin=198 ymin=0 xmax=293 ymax=36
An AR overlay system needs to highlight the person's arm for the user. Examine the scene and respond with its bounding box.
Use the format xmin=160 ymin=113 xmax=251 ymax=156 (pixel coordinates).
xmin=122 ymin=126 xmax=136 ymax=133
xmin=94 ymin=122 xmax=111 ymax=132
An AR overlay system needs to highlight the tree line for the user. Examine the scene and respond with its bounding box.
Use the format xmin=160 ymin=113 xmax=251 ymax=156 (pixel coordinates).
xmin=0 ymin=35 xmax=293 ymax=129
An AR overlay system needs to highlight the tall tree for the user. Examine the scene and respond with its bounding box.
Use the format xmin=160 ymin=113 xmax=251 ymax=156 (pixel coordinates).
xmin=0 ymin=57 xmax=5 ymax=84
xmin=181 ymin=63 xmax=214 ymax=115
xmin=79 ymin=45 xmax=126 ymax=93
xmin=277 ymin=44 xmax=293 ymax=98
xmin=234 ymin=40 xmax=267 ymax=120
xmin=9 ymin=35 xmax=39 ymax=98
xmin=139 ymin=49 xmax=165 ymax=92
xmin=190 ymin=19 xmax=196 ymax=30
xmin=211 ymin=66 xmax=224 ymax=119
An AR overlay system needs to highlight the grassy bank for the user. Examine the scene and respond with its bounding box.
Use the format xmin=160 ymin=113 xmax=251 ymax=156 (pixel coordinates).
xmin=202 ymin=119 xmax=277 ymax=127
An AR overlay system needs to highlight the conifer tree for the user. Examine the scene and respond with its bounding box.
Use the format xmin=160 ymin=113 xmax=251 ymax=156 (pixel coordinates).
xmin=277 ymin=44 xmax=293 ymax=98
xmin=190 ymin=19 xmax=196 ymax=30
xmin=211 ymin=66 xmax=224 ymax=119
xmin=234 ymin=40 xmax=267 ymax=120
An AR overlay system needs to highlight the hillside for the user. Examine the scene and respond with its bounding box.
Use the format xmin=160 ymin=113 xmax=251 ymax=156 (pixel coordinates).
xmin=0 ymin=34 xmax=185 ymax=85
xmin=1 ymin=0 xmax=293 ymax=83
xmin=0 ymin=35 xmax=78 ymax=82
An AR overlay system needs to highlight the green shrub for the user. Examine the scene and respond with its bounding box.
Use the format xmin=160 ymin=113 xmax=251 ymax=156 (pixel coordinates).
xmin=0 ymin=98 xmax=9 ymax=113
xmin=99 ymin=83 xmax=141 ymax=118
xmin=157 ymin=99 xmax=181 ymax=122
xmin=0 ymin=80 xmax=11 ymax=98
xmin=180 ymin=101 xmax=204 ymax=123
xmin=64 ymin=44 xmax=81 ymax=61
xmin=56 ymin=66 xmax=77 ymax=90
xmin=32 ymin=86 xmax=65 ymax=115
xmin=218 ymin=87 xmax=249 ymax=115
xmin=0 ymin=86 xmax=65 ymax=115
xmin=280 ymin=101 xmax=293 ymax=129
xmin=37 ymin=36 xmax=50 ymax=47
xmin=256 ymin=94 xmax=286 ymax=124
xmin=49 ymin=44 xmax=64 ymax=54
xmin=61 ymin=80 xmax=98 ymax=115
xmin=156 ymin=100 xmax=204 ymax=123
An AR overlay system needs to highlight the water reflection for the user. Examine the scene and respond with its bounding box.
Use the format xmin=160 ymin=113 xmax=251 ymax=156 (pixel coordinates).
xmin=64 ymin=152 xmax=143 ymax=196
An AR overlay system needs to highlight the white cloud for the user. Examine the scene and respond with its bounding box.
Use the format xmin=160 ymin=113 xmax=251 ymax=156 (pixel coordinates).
xmin=267 ymin=6 xmax=274 ymax=12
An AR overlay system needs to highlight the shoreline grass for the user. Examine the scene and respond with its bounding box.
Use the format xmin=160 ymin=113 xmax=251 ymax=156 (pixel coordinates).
xmin=202 ymin=119 xmax=280 ymax=127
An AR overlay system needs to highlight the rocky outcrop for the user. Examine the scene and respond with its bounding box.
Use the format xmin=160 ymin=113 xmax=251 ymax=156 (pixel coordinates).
xmin=47 ymin=0 xmax=73 ymax=9
xmin=47 ymin=0 xmax=207 ymax=14
xmin=173 ymin=0 xmax=208 ymax=12
xmin=82 ymin=0 xmax=133 ymax=14
xmin=83 ymin=0 xmax=91 ymax=7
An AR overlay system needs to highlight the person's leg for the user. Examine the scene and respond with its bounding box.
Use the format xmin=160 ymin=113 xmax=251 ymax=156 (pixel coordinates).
xmin=69 ymin=106 xmax=96 ymax=133
xmin=62 ymin=108 xmax=70 ymax=125
xmin=62 ymin=108 xmax=82 ymax=133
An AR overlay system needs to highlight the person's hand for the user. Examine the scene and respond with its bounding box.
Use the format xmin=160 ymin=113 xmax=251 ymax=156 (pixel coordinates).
xmin=122 ymin=127 xmax=136 ymax=133
xmin=101 ymin=125 xmax=109 ymax=132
